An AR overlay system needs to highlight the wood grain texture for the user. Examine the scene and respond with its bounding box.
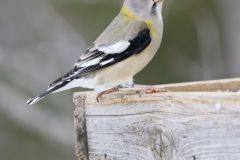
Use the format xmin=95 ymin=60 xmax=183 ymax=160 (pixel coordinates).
xmin=73 ymin=78 xmax=240 ymax=160
xmin=73 ymin=95 xmax=89 ymax=160
xmin=144 ymin=78 xmax=240 ymax=92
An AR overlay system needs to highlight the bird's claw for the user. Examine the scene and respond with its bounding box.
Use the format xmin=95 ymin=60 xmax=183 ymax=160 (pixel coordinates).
xmin=96 ymin=87 xmax=119 ymax=102
xmin=137 ymin=87 xmax=167 ymax=97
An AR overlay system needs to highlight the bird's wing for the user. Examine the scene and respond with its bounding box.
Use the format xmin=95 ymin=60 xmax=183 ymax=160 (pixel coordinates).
xmin=49 ymin=20 xmax=151 ymax=87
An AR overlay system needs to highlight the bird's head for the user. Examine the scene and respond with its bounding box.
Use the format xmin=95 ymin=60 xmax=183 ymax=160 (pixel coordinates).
xmin=122 ymin=0 xmax=165 ymax=20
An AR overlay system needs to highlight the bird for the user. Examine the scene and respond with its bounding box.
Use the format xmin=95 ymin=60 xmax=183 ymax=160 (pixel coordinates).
xmin=27 ymin=0 xmax=165 ymax=105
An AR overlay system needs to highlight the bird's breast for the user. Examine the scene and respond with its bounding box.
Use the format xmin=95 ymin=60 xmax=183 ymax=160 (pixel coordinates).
xmin=90 ymin=37 xmax=162 ymax=91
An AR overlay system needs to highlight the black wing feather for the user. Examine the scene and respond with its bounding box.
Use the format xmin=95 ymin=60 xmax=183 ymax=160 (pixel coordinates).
xmin=50 ymin=28 xmax=151 ymax=86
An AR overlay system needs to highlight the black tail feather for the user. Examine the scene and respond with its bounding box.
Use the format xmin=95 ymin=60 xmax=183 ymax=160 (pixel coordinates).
xmin=27 ymin=81 xmax=70 ymax=105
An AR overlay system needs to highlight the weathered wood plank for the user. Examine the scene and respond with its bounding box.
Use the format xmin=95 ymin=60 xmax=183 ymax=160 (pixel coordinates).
xmin=73 ymin=78 xmax=240 ymax=160
xmin=74 ymin=95 xmax=89 ymax=160
xmin=140 ymin=78 xmax=240 ymax=92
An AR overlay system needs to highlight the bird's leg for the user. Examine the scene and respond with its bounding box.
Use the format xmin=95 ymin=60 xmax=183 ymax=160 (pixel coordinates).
xmin=97 ymin=87 xmax=119 ymax=102
xmin=135 ymin=85 xmax=167 ymax=97
xmin=119 ymin=78 xmax=135 ymax=88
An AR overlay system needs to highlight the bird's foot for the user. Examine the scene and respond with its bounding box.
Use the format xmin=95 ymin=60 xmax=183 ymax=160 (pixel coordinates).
xmin=136 ymin=86 xmax=167 ymax=97
xmin=97 ymin=87 xmax=119 ymax=102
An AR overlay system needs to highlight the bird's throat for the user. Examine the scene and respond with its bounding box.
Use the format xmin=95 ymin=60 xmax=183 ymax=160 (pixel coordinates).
xmin=120 ymin=6 xmax=139 ymax=21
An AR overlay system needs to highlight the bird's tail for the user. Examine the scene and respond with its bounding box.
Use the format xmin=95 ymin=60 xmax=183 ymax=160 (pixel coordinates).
xmin=27 ymin=81 xmax=70 ymax=105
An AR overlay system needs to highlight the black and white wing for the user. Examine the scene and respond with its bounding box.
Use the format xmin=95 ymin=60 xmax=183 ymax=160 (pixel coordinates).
xmin=27 ymin=22 xmax=151 ymax=105
xmin=49 ymin=27 xmax=151 ymax=86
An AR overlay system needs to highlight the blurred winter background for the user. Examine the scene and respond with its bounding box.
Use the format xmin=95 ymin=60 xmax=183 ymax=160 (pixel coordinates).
xmin=0 ymin=0 xmax=239 ymax=159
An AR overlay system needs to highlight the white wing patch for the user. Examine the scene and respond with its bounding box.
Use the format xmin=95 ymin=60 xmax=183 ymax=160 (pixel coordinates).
xmin=100 ymin=58 xmax=114 ymax=66
xmin=76 ymin=57 xmax=102 ymax=67
xmin=98 ymin=40 xmax=130 ymax=54
xmin=75 ymin=40 xmax=130 ymax=68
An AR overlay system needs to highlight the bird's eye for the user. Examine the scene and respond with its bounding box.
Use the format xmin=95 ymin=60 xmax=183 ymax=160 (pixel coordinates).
xmin=152 ymin=0 xmax=162 ymax=3
xmin=151 ymin=1 xmax=157 ymax=15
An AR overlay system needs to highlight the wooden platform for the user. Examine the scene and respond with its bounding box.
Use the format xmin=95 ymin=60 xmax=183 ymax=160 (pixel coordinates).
xmin=73 ymin=78 xmax=240 ymax=160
